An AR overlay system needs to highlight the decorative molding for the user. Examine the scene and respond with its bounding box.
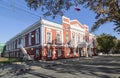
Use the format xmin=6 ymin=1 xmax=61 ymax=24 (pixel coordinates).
xmin=41 ymin=19 xmax=62 ymax=29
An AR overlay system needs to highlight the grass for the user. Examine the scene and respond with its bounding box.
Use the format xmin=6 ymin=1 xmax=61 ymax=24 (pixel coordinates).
xmin=0 ymin=58 xmax=22 ymax=64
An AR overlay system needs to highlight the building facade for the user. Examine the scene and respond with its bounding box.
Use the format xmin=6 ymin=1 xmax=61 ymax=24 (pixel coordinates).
xmin=4 ymin=16 xmax=96 ymax=60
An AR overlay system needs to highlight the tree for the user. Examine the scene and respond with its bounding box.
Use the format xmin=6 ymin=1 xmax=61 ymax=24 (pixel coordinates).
xmin=115 ymin=40 xmax=120 ymax=53
xmin=25 ymin=0 xmax=120 ymax=33
xmin=96 ymin=33 xmax=117 ymax=54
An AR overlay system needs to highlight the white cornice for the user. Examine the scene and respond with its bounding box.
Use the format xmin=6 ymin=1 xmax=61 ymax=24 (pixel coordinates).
xmin=71 ymin=25 xmax=85 ymax=32
xmin=41 ymin=19 xmax=62 ymax=29
xmin=6 ymin=19 xmax=62 ymax=44
xmin=89 ymin=33 xmax=95 ymax=37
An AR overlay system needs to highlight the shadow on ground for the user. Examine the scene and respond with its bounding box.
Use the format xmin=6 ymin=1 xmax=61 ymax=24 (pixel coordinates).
xmin=25 ymin=56 xmax=120 ymax=78
xmin=0 ymin=56 xmax=120 ymax=78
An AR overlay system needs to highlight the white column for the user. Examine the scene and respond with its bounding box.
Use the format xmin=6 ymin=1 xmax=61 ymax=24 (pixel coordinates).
xmin=40 ymin=24 xmax=44 ymax=45
xmin=61 ymin=30 xmax=63 ymax=45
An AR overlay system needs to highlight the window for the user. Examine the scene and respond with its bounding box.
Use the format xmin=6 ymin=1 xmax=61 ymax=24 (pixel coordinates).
xmin=29 ymin=33 xmax=31 ymax=45
xmin=48 ymin=49 xmax=52 ymax=57
xmin=17 ymin=39 xmax=19 ymax=48
xmin=58 ymin=49 xmax=61 ymax=56
xmin=21 ymin=36 xmax=25 ymax=46
xmin=13 ymin=41 xmax=15 ymax=49
xmin=23 ymin=36 xmax=25 ymax=46
xmin=56 ymin=33 xmax=61 ymax=43
xmin=35 ymin=29 xmax=39 ymax=44
xmin=46 ymin=32 xmax=52 ymax=43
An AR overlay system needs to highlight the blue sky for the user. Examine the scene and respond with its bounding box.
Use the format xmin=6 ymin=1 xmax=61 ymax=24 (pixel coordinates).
xmin=0 ymin=0 xmax=119 ymax=43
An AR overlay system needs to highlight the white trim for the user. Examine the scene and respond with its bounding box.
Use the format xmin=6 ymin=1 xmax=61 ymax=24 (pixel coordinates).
xmin=41 ymin=19 xmax=62 ymax=29
xmin=61 ymin=30 xmax=63 ymax=45
xmin=71 ymin=25 xmax=85 ymax=32
xmin=71 ymin=29 xmax=85 ymax=35
xmin=40 ymin=25 xmax=44 ymax=45
xmin=6 ymin=49 xmax=19 ymax=52
xmin=46 ymin=31 xmax=52 ymax=43
xmin=62 ymin=21 xmax=70 ymax=24
xmin=56 ymin=33 xmax=61 ymax=44
xmin=44 ymin=25 xmax=63 ymax=31
xmin=46 ymin=28 xmax=51 ymax=31
xmin=62 ymin=16 xmax=70 ymax=24
xmin=56 ymin=31 xmax=60 ymax=33
xmin=71 ymin=19 xmax=82 ymax=25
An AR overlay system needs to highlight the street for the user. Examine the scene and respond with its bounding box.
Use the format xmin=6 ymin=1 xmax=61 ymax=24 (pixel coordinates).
xmin=0 ymin=56 xmax=120 ymax=78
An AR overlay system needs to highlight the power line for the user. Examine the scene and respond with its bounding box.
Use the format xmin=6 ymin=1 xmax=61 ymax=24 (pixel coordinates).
xmin=1 ymin=0 xmax=63 ymax=24
xmin=1 ymin=0 xmax=41 ymax=19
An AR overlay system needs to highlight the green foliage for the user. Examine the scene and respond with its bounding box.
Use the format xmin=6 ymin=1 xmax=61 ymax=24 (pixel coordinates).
xmin=25 ymin=0 xmax=120 ymax=33
xmin=0 ymin=58 xmax=22 ymax=64
xmin=96 ymin=33 xmax=117 ymax=54
xmin=114 ymin=40 xmax=120 ymax=53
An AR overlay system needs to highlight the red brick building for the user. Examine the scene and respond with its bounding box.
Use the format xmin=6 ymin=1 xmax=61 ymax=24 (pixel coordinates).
xmin=4 ymin=16 xmax=96 ymax=60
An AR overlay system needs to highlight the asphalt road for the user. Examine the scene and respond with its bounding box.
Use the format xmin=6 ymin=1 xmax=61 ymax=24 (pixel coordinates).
xmin=0 ymin=56 xmax=120 ymax=78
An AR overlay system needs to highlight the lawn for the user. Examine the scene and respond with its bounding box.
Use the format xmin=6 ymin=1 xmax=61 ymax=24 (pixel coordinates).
xmin=0 ymin=57 xmax=21 ymax=63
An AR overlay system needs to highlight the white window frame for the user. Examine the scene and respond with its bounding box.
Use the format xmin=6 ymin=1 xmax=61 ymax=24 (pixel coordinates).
xmin=56 ymin=33 xmax=61 ymax=43
xmin=46 ymin=32 xmax=52 ymax=43
xmin=48 ymin=49 xmax=52 ymax=57
xmin=21 ymin=36 xmax=25 ymax=47
xmin=58 ymin=49 xmax=61 ymax=56
xmin=35 ymin=29 xmax=39 ymax=44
